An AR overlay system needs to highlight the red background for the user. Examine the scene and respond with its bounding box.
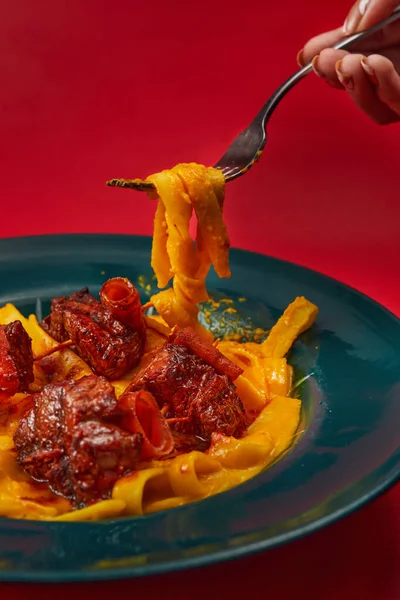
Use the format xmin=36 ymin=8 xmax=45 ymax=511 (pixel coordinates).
xmin=0 ymin=0 xmax=399 ymax=598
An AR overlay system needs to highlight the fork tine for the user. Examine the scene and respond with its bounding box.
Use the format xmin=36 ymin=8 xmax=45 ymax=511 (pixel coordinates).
xmin=106 ymin=178 xmax=156 ymax=191
xmin=220 ymin=166 xmax=241 ymax=180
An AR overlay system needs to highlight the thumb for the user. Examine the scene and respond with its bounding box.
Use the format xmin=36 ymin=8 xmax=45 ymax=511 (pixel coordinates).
xmin=344 ymin=0 xmax=400 ymax=34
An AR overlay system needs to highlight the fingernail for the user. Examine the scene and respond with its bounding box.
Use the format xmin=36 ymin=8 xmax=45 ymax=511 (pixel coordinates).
xmin=311 ymin=55 xmax=322 ymax=77
xmin=343 ymin=0 xmax=371 ymax=34
xmin=297 ymin=49 xmax=304 ymax=67
xmin=361 ymin=57 xmax=378 ymax=84
xmin=336 ymin=60 xmax=354 ymax=90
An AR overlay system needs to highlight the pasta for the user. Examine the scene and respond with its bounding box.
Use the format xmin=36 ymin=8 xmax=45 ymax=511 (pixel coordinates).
xmin=0 ymin=163 xmax=318 ymax=521
xmin=146 ymin=163 xmax=229 ymax=341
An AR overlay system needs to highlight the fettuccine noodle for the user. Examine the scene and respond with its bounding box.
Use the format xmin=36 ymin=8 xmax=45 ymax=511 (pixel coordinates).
xmin=146 ymin=164 xmax=229 ymax=340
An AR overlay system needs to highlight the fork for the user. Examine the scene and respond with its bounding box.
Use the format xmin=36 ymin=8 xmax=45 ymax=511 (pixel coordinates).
xmin=107 ymin=7 xmax=400 ymax=192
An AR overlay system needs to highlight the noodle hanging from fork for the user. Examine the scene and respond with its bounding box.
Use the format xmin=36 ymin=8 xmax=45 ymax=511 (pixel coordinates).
xmin=145 ymin=163 xmax=230 ymax=339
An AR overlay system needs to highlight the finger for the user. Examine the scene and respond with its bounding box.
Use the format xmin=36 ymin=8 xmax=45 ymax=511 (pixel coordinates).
xmin=298 ymin=28 xmax=345 ymax=65
xmin=362 ymin=53 xmax=400 ymax=115
xmin=312 ymin=49 xmax=349 ymax=89
xmin=311 ymin=47 xmax=400 ymax=88
xmin=298 ymin=16 xmax=400 ymax=68
xmin=344 ymin=0 xmax=400 ymax=34
xmin=337 ymin=53 xmax=399 ymax=123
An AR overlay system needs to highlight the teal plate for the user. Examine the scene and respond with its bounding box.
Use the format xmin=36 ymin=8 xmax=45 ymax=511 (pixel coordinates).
xmin=0 ymin=234 xmax=399 ymax=582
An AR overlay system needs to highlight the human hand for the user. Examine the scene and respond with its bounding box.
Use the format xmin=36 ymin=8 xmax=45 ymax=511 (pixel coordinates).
xmin=297 ymin=0 xmax=400 ymax=124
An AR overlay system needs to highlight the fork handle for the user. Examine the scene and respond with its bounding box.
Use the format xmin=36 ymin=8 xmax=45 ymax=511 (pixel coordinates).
xmin=259 ymin=6 xmax=400 ymax=127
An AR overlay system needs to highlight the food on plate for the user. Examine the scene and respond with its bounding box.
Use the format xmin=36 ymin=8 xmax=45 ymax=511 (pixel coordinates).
xmin=0 ymin=164 xmax=318 ymax=520
xmin=14 ymin=375 xmax=144 ymax=508
xmin=41 ymin=280 xmax=144 ymax=379
xmin=0 ymin=321 xmax=34 ymax=399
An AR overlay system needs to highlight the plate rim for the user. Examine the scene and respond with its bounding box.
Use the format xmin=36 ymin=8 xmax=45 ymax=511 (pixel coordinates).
xmin=0 ymin=232 xmax=399 ymax=582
